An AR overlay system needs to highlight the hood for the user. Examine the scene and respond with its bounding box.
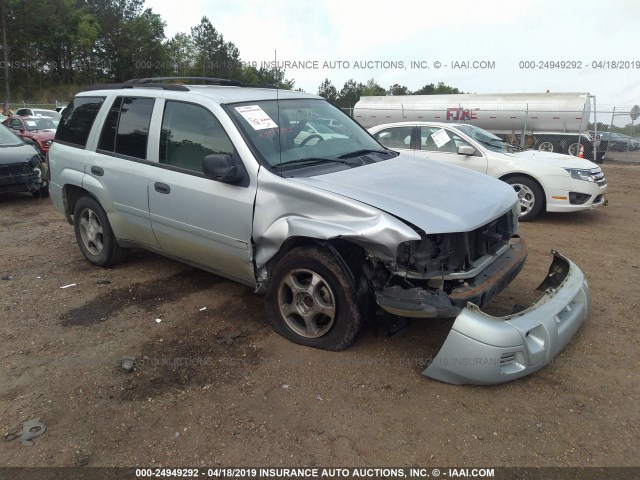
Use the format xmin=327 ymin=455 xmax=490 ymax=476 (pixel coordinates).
xmin=28 ymin=130 xmax=56 ymax=137
xmin=0 ymin=142 xmax=39 ymax=165
xmin=513 ymin=150 xmax=600 ymax=169
xmin=290 ymin=153 xmax=517 ymax=234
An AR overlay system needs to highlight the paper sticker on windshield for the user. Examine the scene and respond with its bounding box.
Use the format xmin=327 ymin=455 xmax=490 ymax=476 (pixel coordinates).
xmin=431 ymin=129 xmax=451 ymax=149
xmin=235 ymin=105 xmax=278 ymax=130
xmin=25 ymin=120 xmax=37 ymax=127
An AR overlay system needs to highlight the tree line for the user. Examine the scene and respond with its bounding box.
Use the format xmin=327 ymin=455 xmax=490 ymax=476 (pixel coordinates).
xmin=0 ymin=0 xmax=460 ymax=106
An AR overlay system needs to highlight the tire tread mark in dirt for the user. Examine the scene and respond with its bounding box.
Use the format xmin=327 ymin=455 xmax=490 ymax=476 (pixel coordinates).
xmin=60 ymin=269 xmax=225 ymax=326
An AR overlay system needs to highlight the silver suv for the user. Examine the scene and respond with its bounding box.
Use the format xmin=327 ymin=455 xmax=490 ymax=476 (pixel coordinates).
xmin=49 ymin=78 xmax=590 ymax=384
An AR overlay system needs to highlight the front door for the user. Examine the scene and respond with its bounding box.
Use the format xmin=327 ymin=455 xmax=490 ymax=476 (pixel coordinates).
xmin=147 ymin=100 xmax=257 ymax=285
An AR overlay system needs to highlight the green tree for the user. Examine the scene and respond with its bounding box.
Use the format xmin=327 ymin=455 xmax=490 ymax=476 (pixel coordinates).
xmin=361 ymin=78 xmax=385 ymax=97
xmin=317 ymin=78 xmax=338 ymax=102
xmin=387 ymin=83 xmax=411 ymax=95
xmin=414 ymin=81 xmax=462 ymax=95
xmin=87 ymin=0 xmax=166 ymax=81
xmin=240 ymin=65 xmax=294 ymax=89
xmin=336 ymin=79 xmax=364 ymax=109
xmin=164 ymin=32 xmax=196 ymax=77
xmin=191 ymin=16 xmax=240 ymax=79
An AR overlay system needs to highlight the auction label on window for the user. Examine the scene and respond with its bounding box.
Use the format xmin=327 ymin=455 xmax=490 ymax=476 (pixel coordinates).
xmin=431 ymin=128 xmax=451 ymax=148
xmin=235 ymin=105 xmax=278 ymax=130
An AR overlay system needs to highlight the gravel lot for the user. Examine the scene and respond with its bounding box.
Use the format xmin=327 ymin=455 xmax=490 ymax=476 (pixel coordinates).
xmin=1 ymin=163 xmax=638 ymax=468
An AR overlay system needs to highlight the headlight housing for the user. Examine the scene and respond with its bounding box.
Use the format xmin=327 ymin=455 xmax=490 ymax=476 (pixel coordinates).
xmin=44 ymin=140 xmax=53 ymax=146
xmin=564 ymin=168 xmax=595 ymax=182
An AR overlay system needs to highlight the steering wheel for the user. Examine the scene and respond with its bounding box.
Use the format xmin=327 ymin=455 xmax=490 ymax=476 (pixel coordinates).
xmin=299 ymin=134 xmax=324 ymax=146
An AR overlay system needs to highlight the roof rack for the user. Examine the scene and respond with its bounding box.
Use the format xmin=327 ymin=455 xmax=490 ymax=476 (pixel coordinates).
xmin=127 ymin=77 xmax=279 ymax=89
xmin=80 ymin=77 xmax=280 ymax=93
xmin=127 ymin=77 xmax=242 ymax=86
xmin=81 ymin=82 xmax=189 ymax=92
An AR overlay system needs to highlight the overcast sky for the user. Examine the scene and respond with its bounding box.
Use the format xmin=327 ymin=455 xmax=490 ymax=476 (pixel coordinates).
xmin=145 ymin=0 xmax=640 ymax=112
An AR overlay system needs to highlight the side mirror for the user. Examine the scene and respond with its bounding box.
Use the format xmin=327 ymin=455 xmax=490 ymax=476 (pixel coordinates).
xmin=458 ymin=145 xmax=477 ymax=156
xmin=22 ymin=137 xmax=35 ymax=146
xmin=202 ymin=154 xmax=243 ymax=184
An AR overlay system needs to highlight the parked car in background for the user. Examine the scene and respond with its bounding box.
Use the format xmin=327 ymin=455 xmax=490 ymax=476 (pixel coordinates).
xmin=2 ymin=116 xmax=57 ymax=155
xmin=0 ymin=124 xmax=48 ymax=197
xmin=47 ymin=79 xmax=591 ymax=385
xmin=293 ymin=121 xmax=348 ymax=145
xmin=610 ymin=133 xmax=640 ymax=151
xmin=369 ymin=121 xmax=607 ymax=221
xmin=15 ymin=108 xmax=62 ymax=120
xmin=315 ymin=117 xmax=347 ymax=135
xmin=595 ymin=132 xmax=626 ymax=152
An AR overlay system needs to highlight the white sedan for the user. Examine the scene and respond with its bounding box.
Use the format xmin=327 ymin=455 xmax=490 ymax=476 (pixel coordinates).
xmin=293 ymin=121 xmax=348 ymax=145
xmin=369 ymin=122 xmax=607 ymax=221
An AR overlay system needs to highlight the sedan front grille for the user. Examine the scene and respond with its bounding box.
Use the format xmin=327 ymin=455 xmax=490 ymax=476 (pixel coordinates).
xmin=590 ymin=168 xmax=606 ymax=187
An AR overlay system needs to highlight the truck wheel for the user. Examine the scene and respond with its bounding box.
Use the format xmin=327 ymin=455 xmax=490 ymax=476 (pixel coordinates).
xmin=537 ymin=141 xmax=558 ymax=153
xmin=265 ymin=246 xmax=361 ymax=351
xmin=505 ymin=176 xmax=544 ymax=221
xmin=73 ymin=196 xmax=128 ymax=266
xmin=567 ymin=143 xmax=581 ymax=156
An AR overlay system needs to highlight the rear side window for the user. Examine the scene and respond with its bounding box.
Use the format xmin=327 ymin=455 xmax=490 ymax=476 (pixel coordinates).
xmin=98 ymin=96 xmax=154 ymax=160
xmin=159 ymin=101 xmax=234 ymax=172
xmin=55 ymin=97 xmax=105 ymax=148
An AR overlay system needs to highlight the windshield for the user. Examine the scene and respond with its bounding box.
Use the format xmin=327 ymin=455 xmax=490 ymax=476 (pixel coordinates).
xmin=227 ymin=98 xmax=394 ymax=171
xmin=453 ymin=124 xmax=513 ymax=153
xmin=24 ymin=117 xmax=57 ymax=131
xmin=0 ymin=124 xmax=24 ymax=146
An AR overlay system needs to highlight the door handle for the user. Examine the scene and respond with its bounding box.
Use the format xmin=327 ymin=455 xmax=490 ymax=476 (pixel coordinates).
xmin=154 ymin=182 xmax=171 ymax=194
xmin=90 ymin=166 xmax=104 ymax=176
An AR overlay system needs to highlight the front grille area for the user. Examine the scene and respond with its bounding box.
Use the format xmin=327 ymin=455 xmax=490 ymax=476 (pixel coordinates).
xmin=397 ymin=209 xmax=518 ymax=278
xmin=0 ymin=162 xmax=32 ymax=176
xmin=590 ymin=168 xmax=606 ymax=187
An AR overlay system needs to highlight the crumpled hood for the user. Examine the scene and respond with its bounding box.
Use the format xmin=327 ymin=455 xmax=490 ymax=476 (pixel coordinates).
xmin=290 ymin=153 xmax=518 ymax=233
xmin=513 ymin=150 xmax=600 ymax=169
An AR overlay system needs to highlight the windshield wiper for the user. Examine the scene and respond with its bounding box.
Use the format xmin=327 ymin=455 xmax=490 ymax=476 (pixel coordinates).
xmin=476 ymin=138 xmax=506 ymax=149
xmin=506 ymin=143 xmax=524 ymax=151
xmin=337 ymin=148 xmax=391 ymax=159
xmin=274 ymin=157 xmax=353 ymax=168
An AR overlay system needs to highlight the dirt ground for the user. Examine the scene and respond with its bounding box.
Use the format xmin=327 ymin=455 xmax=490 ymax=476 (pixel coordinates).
xmin=1 ymin=163 xmax=639 ymax=468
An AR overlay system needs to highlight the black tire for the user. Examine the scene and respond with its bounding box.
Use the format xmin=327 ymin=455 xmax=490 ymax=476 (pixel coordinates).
xmin=536 ymin=140 xmax=559 ymax=153
xmin=265 ymin=246 xmax=361 ymax=351
xmin=567 ymin=142 xmax=581 ymax=157
xmin=32 ymin=185 xmax=49 ymax=198
xmin=73 ymin=196 xmax=128 ymax=266
xmin=504 ymin=176 xmax=545 ymax=222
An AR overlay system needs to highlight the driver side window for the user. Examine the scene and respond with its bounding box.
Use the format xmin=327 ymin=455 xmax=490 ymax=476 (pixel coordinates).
xmin=159 ymin=101 xmax=234 ymax=173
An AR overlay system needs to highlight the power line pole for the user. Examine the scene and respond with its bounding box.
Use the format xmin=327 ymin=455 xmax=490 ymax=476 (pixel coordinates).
xmin=1 ymin=0 xmax=9 ymax=103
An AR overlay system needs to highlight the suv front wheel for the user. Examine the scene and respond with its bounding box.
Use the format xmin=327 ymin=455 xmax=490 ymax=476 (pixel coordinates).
xmin=73 ymin=196 xmax=128 ymax=266
xmin=265 ymin=246 xmax=361 ymax=351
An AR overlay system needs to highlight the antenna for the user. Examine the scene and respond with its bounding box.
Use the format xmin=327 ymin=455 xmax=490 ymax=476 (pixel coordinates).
xmin=275 ymin=49 xmax=282 ymax=175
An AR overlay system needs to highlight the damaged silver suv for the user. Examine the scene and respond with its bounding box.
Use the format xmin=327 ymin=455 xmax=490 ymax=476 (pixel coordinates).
xmin=49 ymin=78 xmax=590 ymax=385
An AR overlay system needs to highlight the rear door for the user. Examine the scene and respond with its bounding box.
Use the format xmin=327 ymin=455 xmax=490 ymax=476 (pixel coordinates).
xmin=147 ymin=100 xmax=257 ymax=285
xmin=83 ymin=95 xmax=160 ymax=249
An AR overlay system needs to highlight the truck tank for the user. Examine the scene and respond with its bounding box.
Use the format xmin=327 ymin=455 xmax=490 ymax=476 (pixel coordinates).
xmin=353 ymin=92 xmax=591 ymax=134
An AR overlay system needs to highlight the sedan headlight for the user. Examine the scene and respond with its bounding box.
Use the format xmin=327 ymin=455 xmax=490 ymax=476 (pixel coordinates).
xmin=564 ymin=168 xmax=595 ymax=182
xmin=44 ymin=140 xmax=53 ymax=146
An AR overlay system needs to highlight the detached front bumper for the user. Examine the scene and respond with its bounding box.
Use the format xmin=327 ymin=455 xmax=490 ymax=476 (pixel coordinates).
xmin=423 ymin=251 xmax=590 ymax=385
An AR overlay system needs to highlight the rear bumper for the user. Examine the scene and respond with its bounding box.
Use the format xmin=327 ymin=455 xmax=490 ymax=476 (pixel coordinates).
xmin=422 ymin=251 xmax=590 ymax=385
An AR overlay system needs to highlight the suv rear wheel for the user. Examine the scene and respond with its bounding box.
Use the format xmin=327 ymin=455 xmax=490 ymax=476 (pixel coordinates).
xmin=265 ymin=246 xmax=361 ymax=350
xmin=73 ymin=196 xmax=128 ymax=266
